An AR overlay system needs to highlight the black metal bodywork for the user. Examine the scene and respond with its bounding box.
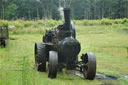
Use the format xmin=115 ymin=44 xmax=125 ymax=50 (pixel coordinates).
xmin=43 ymin=8 xmax=80 ymax=70
xmin=0 ymin=25 xmax=8 ymax=47
xmin=35 ymin=8 xmax=96 ymax=80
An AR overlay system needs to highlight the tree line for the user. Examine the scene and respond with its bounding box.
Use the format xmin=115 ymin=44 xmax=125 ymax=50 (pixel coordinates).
xmin=0 ymin=0 xmax=128 ymax=20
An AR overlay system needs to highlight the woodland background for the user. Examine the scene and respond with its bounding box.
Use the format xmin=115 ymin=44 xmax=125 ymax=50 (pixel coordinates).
xmin=0 ymin=0 xmax=128 ymax=20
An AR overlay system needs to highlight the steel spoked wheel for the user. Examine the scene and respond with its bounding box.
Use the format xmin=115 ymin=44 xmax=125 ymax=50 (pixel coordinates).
xmin=83 ymin=53 xmax=96 ymax=80
xmin=48 ymin=51 xmax=58 ymax=78
xmin=35 ymin=42 xmax=46 ymax=72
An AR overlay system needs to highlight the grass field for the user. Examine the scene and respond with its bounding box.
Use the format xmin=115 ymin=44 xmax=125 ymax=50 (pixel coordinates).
xmin=0 ymin=24 xmax=128 ymax=85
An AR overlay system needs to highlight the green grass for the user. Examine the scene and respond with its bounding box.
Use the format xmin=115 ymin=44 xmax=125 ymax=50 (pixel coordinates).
xmin=0 ymin=24 xmax=128 ymax=85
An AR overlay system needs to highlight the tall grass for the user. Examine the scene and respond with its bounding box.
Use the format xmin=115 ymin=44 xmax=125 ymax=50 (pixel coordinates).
xmin=0 ymin=18 xmax=128 ymax=35
xmin=0 ymin=18 xmax=128 ymax=28
xmin=72 ymin=18 xmax=128 ymax=26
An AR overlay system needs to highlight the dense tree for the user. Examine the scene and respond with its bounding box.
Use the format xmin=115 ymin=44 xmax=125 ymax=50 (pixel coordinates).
xmin=5 ymin=3 xmax=17 ymax=19
xmin=0 ymin=0 xmax=128 ymax=20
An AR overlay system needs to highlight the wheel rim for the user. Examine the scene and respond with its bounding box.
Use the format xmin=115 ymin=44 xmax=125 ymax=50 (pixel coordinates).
xmin=83 ymin=53 xmax=96 ymax=80
xmin=48 ymin=51 xmax=58 ymax=78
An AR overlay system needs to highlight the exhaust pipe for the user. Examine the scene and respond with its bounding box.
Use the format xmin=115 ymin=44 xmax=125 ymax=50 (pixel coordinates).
xmin=63 ymin=8 xmax=71 ymax=31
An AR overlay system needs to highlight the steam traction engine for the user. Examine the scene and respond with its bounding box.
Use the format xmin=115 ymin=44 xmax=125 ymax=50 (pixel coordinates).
xmin=35 ymin=8 xmax=96 ymax=80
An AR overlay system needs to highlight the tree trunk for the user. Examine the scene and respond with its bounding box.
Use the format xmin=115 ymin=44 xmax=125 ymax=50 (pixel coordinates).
xmin=28 ymin=11 xmax=31 ymax=20
xmin=2 ymin=1 xmax=4 ymax=20
xmin=37 ymin=8 xmax=39 ymax=19
xmin=101 ymin=1 xmax=104 ymax=19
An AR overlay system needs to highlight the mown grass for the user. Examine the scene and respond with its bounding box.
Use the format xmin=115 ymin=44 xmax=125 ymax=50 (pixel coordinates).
xmin=0 ymin=24 xmax=128 ymax=85
xmin=76 ymin=25 xmax=128 ymax=74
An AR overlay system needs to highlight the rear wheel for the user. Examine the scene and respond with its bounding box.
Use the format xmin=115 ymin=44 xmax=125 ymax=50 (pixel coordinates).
xmin=48 ymin=51 xmax=58 ymax=78
xmin=35 ymin=42 xmax=46 ymax=72
xmin=82 ymin=53 xmax=96 ymax=80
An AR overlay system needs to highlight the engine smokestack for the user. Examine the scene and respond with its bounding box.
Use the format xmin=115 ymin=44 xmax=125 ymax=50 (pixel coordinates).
xmin=63 ymin=8 xmax=71 ymax=31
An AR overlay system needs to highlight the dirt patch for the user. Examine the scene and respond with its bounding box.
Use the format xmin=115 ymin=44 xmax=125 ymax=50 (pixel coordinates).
xmin=96 ymin=73 xmax=118 ymax=80
xmin=121 ymin=75 xmax=128 ymax=78
xmin=75 ymin=71 xmax=119 ymax=80
xmin=101 ymin=82 xmax=118 ymax=85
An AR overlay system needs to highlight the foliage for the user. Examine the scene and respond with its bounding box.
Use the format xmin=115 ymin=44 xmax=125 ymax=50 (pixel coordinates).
xmin=10 ymin=20 xmax=24 ymax=28
xmin=101 ymin=18 xmax=112 ymax=25
xmin=121 ymin=18 xmax=128 ymax=24
xmin=5 ymin=3 xmax=18 ymax=19
xmin=24 ymin=21 xmax=33 ymax=27
xmin=36 ymin=20 xmax=46 ymax=26
xmin=73 ymin=18 xmax=128 ymax=26
xmin=0 ymin=19 xmax=128 ymax=29
xmin=46 ymin=20 xmax=58 ymax=27
xmin=0 ymin=0 xmax=128 ymax=20
xmin=113 ymin=19 xmax=122 ymax=24
xmin=12 ymin=27 xmax=45 ymax=35
xmin=0 ymin=20 xmax=8 ymax=26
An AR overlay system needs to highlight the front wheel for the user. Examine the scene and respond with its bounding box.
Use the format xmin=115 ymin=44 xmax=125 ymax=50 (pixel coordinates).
xmin=82 ymin=53 xmax=96 ymax=80
xmin=48 ymin=51 xmax=58 ymax=78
